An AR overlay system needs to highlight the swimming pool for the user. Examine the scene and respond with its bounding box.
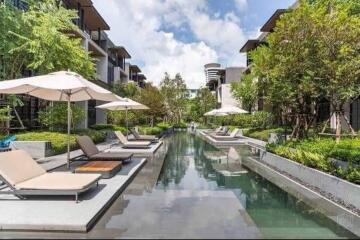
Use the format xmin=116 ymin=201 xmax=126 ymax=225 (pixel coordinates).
xmin=2 ymin=132 xmax=357 ymax=238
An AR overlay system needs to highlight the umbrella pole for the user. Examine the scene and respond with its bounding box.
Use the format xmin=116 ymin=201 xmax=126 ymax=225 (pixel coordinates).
xmin=67 ymin=97 xmax=71 ymax=169
xmin=126 ymin=107 xmax=128 ymax=140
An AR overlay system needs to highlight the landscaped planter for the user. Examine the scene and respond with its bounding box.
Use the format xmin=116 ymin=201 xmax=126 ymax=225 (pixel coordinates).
xmin=10 ymin=141 xmax=52 ymax=159
xmin=259 ymin=149 xmax=360 ymax=210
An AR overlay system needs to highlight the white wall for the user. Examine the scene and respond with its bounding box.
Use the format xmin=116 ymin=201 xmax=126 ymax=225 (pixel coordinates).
xmin=220 ymin=84 xmax=239 ymax=107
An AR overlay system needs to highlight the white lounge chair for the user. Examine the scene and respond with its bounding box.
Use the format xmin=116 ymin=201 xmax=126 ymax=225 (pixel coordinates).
xmin=114 ymin=131 xmax=152 ymax=149
xmin=211 ymin=128 xmax=241 ymax=141
xmin=0 ymin=150 xmax=100 ymax=202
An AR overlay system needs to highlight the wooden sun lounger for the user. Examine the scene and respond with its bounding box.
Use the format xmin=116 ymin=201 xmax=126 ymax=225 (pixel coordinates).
xmin=0 ymin=150 xmax=101 ymax=202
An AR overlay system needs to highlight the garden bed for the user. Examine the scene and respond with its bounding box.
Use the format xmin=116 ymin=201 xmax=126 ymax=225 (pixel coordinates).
xmin=15 ymin=129 xmax=106 ymax=155
xmin=258 ymin=149 xmax=360 ymax=211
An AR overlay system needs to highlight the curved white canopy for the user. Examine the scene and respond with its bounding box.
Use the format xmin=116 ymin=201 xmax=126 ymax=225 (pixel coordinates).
xmin=96 ymin=99 xmax=149 ymax=110
xmin=217 ymin=105 xmax=248 ymax=114
xmin=0 ymin=71 xmax=121 ymax=102
xmin=204 ymin=109 xmax=228 ymax=116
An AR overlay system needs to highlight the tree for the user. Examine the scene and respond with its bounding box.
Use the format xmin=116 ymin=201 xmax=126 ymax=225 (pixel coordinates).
xmin=231 ymin=73 xmax=258 ymax=113
xmin=188 ymin=87 xmax=216 ymax=123
xmin=160 ymin=73 xmax=187 ymax=124
xmin=113 ymin=82 xmax=139 ymax=98
xmin=313 ymin=1 xmax=360 ymax=142
xmin=0 ymin=0 xmax=95 ymax=80
xmin=137 ymin=83 xmax=166 ymax=126
xmin=251 ymin=1 xmax=321 ymax=139
xmin=38 ymin=103 xmax=85 ymax=131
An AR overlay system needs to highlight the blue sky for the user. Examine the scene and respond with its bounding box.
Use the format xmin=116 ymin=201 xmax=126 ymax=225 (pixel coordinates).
xmin=94 ymin=0 xmax=296 ymax=88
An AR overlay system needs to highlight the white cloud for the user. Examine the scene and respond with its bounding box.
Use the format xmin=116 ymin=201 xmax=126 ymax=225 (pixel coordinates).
xmin=93 ymin=0 xmax=248 ymax=88
xmin=234 ymin=0 xmax=248 ymax=12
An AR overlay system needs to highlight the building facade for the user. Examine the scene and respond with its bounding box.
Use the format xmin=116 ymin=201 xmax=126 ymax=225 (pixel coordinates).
xmin=5 ymin=0 xmax=147 ymax=129
xmin=204 ymin=63 xmax=244 ymax=108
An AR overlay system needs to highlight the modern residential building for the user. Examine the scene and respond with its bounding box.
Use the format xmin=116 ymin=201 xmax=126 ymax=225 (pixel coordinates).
xmin=204 ymin=63 xmax=244 ymax=107
xmin=125 ymin=64 xmax=147 ymax=88
xmin=239 ymin=1 xmax=360 ymax=130
xmin=5 ymin=0 xmax=146 ymax=129
xmin=187 ymin=89 xmax=199 ymax=99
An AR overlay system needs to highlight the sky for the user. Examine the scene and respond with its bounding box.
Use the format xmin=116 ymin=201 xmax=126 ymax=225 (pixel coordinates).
xmin=93 ymin=0 xmax=296 ymax=89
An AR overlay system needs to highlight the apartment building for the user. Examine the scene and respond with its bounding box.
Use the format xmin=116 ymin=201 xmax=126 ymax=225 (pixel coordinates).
xmin=6 ymin=0 xmax=146 ymax=128
xmin=239 ymin=1 xmax=360 ymax=130
xmin=204 ymin=63 xmax=244 ymax=108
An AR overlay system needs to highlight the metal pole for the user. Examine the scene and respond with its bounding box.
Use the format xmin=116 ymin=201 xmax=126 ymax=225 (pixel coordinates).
xmin=126 ymin=107 xmax=128 ymax=140
xmin=67 ymin=95 xmax=71 ymax=169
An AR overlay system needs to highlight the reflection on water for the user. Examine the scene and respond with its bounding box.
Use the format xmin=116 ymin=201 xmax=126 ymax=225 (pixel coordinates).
xmin=155 ymin=132 xmax=356 ymax=239
xmin=4 ymin=132 xmax=355 ymax=238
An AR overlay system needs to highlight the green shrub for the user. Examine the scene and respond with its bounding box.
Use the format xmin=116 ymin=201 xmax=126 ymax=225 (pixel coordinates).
xmin=90 ymin=124 xmax=126 ymax=133
xmin=266 ymin=143 xmax=359 ymax=184
xmin=17 ymin=131 xmax=77 ymax=155
xmin=73 ymin=129 xmax=106 ymax=143
xmin=156 ymin=122 xmax=171 ymax=130
xmin=173 ymin=121 xmax=187 ymax=129
xmin=38 ymin=103 xmax=85 ymax=131
xmin=16 ymin=130 xmax=106 ymax=155
xmin=227 ymin=111 xmax=274 ymax=129
xmin=244 ymin=127 xmax=285 ymax=141
xmin=138 ymin=126 xmax=162 ymax=135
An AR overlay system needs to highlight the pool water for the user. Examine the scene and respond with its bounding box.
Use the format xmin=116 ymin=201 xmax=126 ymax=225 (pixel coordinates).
xmin=5 ymin=132 xmax=355 ymax=238
xmin=88 ymin=132 xmax=355 ymax=239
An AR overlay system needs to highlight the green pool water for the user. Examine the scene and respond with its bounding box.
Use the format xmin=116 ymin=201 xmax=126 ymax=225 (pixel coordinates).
xmin=152 ymin=132 xmax=356 ymax=239
xmin=7 ymin=131 xmax=355 ymax=239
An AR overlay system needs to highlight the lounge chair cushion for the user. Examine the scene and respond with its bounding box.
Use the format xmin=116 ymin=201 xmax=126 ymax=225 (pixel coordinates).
xmin=15 ymin=172 xmax=101 ymax=191
xmin=115 ymin=131 xmax=151 ymax=146
xmin=76 ymin=136 xmax=99 ymax=157
xmin=212 ymin=129 xmax=240 ymax=139
xmin=89 ymin=152 xmax=133 ymax=161
xmin=130 ymin=129 xmax=157 ymax=140
xmin=0 ymin=150 xmax=46 ymax=186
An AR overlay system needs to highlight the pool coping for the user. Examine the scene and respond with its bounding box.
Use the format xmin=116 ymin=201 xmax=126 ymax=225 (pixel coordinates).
xmin=241 ymin=154 xmax=360 ymax=237
xmin=199 ymin=130 xmax=360 ymax=236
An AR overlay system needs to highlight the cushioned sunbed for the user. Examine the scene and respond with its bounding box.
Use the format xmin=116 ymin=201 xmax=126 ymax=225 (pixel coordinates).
xmin=211 ymin=128 xmax=241 ymax=141
xmin=114 ymin=131 xmax=151 ymax=149
xmin=76 ymin=136 xmax=133 ymax=161
xmin=129 ymin=128 xmax=159 ymax=142
xmin=0 ymin=150 xmax=100 ymax=202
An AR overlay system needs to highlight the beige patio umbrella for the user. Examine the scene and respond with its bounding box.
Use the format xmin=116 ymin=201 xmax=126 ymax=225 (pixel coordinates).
xmin=0 ymin=71 xmax=121 ymax=168
xmin=204 ymin=109 xmax=229 ymax=117
xmin=96 ymin=99 xmax=149 ymax=139
xmin=217 ymin=105 xmax=248 ymax=115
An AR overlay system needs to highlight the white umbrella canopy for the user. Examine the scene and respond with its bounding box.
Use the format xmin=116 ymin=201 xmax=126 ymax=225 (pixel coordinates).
xmin=96 ymin=99 xmax=149 ymax=139
xmin=0 ymin=71 xmax=120 ymax=102
xmin=204 ymin=109 xmax=228 ymax=117
xmin=0 ymin=71 xmax=122 ymax=168
xmin=96 ymin=99 xmax=149 ymax=111
xmin=217 ymin=105 xmax=248 ymax=115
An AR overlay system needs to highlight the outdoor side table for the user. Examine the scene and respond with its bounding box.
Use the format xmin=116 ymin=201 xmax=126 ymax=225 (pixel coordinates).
xmin=75 ymin=161 xmax=122 ymax=179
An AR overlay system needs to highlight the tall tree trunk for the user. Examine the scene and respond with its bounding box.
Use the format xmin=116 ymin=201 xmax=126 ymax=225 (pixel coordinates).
xmin=335 ymin=111 xmax=341 ymax=143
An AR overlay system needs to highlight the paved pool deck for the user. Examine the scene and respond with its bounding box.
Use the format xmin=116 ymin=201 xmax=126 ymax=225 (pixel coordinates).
xmin=108 ymin=141 xmax=163 ymax=157
xmin=0 ymin=157 xmax=147 ymax=232
xmin=198 ymin=129 xmax=266 ymax=147
xmin=0 ymin=137 xmax=165 ymax=232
